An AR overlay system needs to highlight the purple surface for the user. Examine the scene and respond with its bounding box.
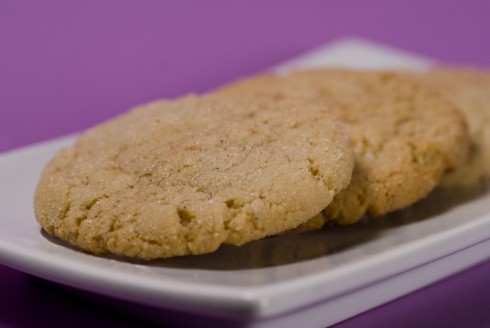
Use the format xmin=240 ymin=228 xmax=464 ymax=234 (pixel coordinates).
xmin=0 ymin=265 xmax=155 ymax=328
xmin=1 ymin=1 xmax=490 ymax=327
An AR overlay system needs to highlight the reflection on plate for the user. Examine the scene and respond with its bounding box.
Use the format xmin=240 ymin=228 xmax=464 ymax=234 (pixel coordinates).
xmin=152 ymin=184 xmax=490 ymax=271
xmin=1 ymin=39 xmax=490 ymax=328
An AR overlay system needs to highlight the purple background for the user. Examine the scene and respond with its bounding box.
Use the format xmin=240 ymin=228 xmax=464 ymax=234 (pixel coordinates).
xmin=1 ymin=1 xmax=490 ymax=327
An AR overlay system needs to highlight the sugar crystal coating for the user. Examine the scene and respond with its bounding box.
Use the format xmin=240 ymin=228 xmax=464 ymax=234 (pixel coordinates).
xmin=34 ymin=94 xmax=354 ymax=259
xmin=217 ymin=69 xmax=470 ymax=225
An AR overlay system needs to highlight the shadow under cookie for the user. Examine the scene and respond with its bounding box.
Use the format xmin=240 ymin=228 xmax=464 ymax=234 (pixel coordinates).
xmin=42 ymin=181 xmax=489 ymax=270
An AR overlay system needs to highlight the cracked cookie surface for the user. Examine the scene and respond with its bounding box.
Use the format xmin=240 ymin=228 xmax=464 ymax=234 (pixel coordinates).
xmin=216 ymin=69 xmax=470 ymax=226
xmin=408 ymin=67 xmax=490 ymax=187
xmin=34 ymin=94 xmax=354 ymax=259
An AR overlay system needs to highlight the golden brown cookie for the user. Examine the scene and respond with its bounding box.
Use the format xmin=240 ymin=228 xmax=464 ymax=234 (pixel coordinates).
xmin=216 ymin=69 xmax=470 ymax=226
xmin=408 ymin=67 xmax=490 ymax=187
xmin=34 ymin=94 xmax=354 ymax=259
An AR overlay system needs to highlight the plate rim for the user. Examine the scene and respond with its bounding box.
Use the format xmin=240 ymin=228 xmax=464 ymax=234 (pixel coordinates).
xmin=1 ymin=38 xmax=490 ymax=322
xmin=1 ymin=136 xmax=490 ymax=318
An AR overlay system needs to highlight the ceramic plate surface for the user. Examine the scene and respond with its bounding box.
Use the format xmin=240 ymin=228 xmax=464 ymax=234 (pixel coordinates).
xmin=1 ymin=39 xmax=489 ymax=328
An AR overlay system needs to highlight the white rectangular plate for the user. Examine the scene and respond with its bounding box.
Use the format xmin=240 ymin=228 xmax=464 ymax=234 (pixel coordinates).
xmin=1 ymin=38 xmax=490 ymax=328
